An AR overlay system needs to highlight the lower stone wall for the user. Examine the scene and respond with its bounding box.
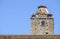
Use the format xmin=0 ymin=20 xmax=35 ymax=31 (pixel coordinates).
xmin=0 ymin=35 xmax=60 ymax=39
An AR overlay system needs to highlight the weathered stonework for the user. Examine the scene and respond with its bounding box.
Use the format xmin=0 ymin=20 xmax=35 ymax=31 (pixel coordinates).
xmin=30 ymin=5 xmax=54 ymax=35
xmin=0 ymin=35 xmax=60 ymax=39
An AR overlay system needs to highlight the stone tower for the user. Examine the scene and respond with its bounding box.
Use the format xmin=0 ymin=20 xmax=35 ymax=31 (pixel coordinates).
xmin=30 ymin=5 xmax=54 ymax=35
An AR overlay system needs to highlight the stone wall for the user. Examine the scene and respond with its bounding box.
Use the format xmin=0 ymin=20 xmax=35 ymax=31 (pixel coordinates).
xmin=0 ymin=35 xmax=60 ymax=39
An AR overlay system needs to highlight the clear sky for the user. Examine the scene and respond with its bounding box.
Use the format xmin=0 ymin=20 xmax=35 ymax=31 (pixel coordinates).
xmin=0 ymin=0 xmax=60 ymax=35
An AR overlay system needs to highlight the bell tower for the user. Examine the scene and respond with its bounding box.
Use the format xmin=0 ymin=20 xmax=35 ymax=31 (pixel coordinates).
xmin=30 ymin=5 xmax=54 ymax=35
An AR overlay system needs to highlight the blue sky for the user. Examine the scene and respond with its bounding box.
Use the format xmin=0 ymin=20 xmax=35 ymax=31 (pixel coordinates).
xmin=0 ymin=0 xmax=60 ymax=35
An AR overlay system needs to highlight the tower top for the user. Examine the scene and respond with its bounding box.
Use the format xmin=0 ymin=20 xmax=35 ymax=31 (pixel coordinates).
xmin=38 ymin=4 xmax=47 ymax=8
xmin=37 ymin=4 xmax=49 ymax=14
